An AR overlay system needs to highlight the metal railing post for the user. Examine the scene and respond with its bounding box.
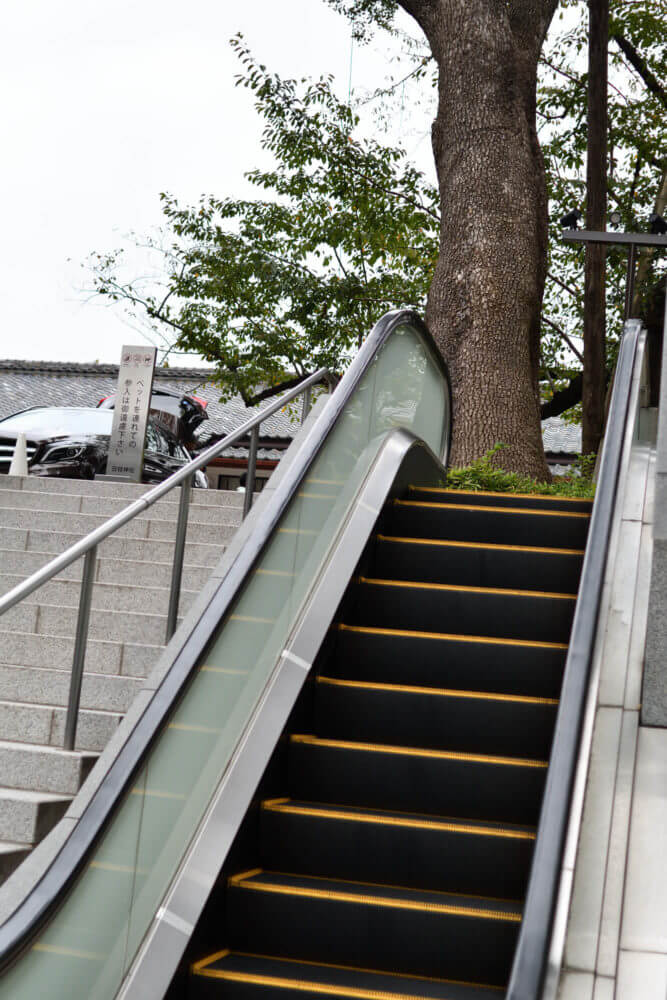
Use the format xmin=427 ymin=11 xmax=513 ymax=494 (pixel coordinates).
xmin=166 ymin=475 xmax=192 ymax=641
xmin=64 ymin=546 xmax=97 ymax=751
xmin=243 ymin=425 xmax=260 ymax=519
xmin=300 ymin=385 xmax=312 ymax=424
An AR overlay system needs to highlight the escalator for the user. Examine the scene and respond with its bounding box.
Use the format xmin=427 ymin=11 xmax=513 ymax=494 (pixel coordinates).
xmin=188 ymin=487 xmax=591 ymax=998
xmin=0 ymin=311 xmax=647 ymax=1000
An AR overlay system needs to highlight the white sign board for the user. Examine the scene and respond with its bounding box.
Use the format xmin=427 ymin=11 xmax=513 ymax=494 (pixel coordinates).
xmin=106 ymin=346 xmax=157 ymax=482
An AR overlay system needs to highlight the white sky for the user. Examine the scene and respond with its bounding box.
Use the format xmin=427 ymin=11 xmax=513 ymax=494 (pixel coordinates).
xmin=0 ymin=0 xmax=431 ymax=366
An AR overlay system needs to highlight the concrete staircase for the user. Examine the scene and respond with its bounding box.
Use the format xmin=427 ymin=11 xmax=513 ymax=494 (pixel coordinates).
xmin=0 ymin=475 xmax=244 ymax=881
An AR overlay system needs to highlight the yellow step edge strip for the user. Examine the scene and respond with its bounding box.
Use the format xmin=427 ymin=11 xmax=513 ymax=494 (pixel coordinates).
xmin=408 ymin=486 xmax=593 ymax=504
xmin=238 ymin=951 xmax=503 ymax=992
xmin=376 ymin=533 xmax=585 ymax=556
xmin=192 ymin=967 xmax=482 ymax=999
xmin=229 ymin=873 xmax=522 ymax=923
xmin=338 ymin=623 xmax=568 ymax=651
xmin=192 ymin=950 xmax=503 ymax=993
xmin=291 ymin=734 xmax=548 ymax=769
xmin=262 ymin=867 xmax=523 ymax=906
xmin=316 ymin=674 xmax=558 ymax=706
xmin=357 ymin=575 xmax=577 ymax=601
xmin=395 ymin=499 xmax=590 ymax=519
xmin=191 ymin=948 xmax=231 ymax=973
xmin=262 ymin=799 xmax=536 ymax=841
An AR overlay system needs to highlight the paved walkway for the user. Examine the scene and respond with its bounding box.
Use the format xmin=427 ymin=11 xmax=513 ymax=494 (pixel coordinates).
xmin=559 ymin=444 xmax=667 ymax=999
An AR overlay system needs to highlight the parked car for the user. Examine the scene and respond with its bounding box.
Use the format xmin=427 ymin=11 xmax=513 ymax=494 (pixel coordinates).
xmin=97 ymin=386 xmax=208 ymax=448
xmin=0 ymin=407 xmax=208 ymax=486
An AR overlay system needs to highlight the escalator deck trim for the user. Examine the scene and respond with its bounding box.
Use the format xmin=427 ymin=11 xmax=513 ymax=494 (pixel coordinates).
xmin=316 ymin=675 xmax=558 ymax=706
xmin=338 ymin=624 xmax=568 ymax=651
xmin=261 ymin=800 xmax=536 ymax=840
xmin=291 ymin=734 xmax=548 ymax=769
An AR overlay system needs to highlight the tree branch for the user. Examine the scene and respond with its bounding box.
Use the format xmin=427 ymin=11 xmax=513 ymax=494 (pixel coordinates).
xmin=611 ymin=33 xmax=667 ymax=110
xmin=540 ymin=372 xmax=583 ymax=419
xmin=542 ymin=316 xmax=584 ymax=362
xmin=547 ymin=270 xmax=581 ymax=299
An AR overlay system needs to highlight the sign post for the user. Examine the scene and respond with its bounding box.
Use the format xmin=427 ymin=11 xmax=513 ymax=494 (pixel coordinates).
xmin=100 ymin=346 xmax=157 ymax=483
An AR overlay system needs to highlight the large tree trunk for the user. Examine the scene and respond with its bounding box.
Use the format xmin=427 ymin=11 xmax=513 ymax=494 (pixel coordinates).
xmin=400 ymin=0 xmax=557 ymax=479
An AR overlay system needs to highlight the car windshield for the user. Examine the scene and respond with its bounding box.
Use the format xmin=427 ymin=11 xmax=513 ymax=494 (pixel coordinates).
xmin=0 ymin=408 xmax=113 ymax=437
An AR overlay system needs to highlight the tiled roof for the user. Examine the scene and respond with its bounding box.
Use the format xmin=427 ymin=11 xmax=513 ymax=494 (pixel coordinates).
xmin=542 ymin=416 xmax=582 ymax=455
xmin=0 ymin=360 xmax=300 ymax=444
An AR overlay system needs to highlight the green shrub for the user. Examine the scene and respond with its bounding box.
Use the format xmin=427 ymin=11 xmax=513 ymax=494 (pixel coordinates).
xmin=445 ymin=444 xmax=595 ymax=499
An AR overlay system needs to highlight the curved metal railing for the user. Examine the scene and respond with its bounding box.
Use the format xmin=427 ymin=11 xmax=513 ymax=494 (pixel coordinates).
xmin=0 ymin=368 xmax=335 ymax=748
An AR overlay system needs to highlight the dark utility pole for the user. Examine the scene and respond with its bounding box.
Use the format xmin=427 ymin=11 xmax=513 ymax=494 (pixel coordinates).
xmin=582 ymin=0 xmax=608 ymax=455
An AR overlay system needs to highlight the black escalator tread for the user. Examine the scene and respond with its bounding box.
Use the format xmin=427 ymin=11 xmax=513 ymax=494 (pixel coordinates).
xmin=373 ymin=535 xmax=584 ymax=593
xmin=191 ymin=951 xmax=504 ymax=999
xmin=289 ymin=734 xmax=547 ymax=826
xmin=335 ymin=625 xmax=567 ymax=699
xmin=407 ymin=485 xmax=593 ymax=513
xmin=388 ymin=500 xmax=590 ymax=548
xmin=314 ymin=676 xmax=558 ymax=758
xmin=348 ymin=577 xmax=576 ymax=645
xmin=260 ymin=798 xmax=535 ymax=899
xmin=227 ymin=870 xmax=521 ymax=987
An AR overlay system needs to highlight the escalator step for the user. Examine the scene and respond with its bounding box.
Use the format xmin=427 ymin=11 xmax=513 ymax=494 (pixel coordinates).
xmin=387 ymin=500 xmax=590 ymax=548
xmin=406 ymin=486 xmax=593 ymax=514
xmin=314 ymin=676 xmax=558 ymax=758
xmin=348 ymin=577 xmax=576 ymax=645
xmin=190 ymin=950 xmax=504 ymax=999
xmin=226 ymin=870 xmax=521 ymax=986
xmin=335 ymin=624 xmax=567 ymax=698
xmin=373 ymin=535 xmax=584 ymax=592
xmin=259 ymin=798 xmax=535 ymax=900
xmin=289 ymin=734 xmax=547 ymax=826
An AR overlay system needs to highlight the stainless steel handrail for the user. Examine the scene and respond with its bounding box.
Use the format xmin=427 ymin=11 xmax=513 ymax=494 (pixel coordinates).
xmin=0 ymin=368 xmax=334 ymax=749
xmin=506 ymin=318 xmax=646 ymax=999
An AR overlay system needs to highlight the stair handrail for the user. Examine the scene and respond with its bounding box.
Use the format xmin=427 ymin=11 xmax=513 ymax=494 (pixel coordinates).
xmin=0 ymin=368 xmax=335 ymax=749
xmin=506 ymin=317 xmax=647 ymax=1000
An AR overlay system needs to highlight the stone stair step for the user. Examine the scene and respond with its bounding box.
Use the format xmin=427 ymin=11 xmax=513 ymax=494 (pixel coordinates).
xmin=0 ymin=602 xmax=181 ymax=645
xmin=0 ymin=740 xmax=96 ymax=795
xmin=0 ymin=549 xmax=213 ymax=591
xmin=0 ymin=700 xmax=121 ymax=752
xmin=95 ymin=557 xmax=211 ymax=591
xmin=0 ymin=787 xmax=70 ymax=844
xmin=0 ymin=631 xmax=161 ymax=678
xmin=0 ymin=574 xmax=197 ymax=617
xmin=0 ymin=664 xmax=141 ymax=713
xmin=0 ymin=527 xmax=226 ymax=567
xmin=0 ymin=506 xmax=240 ymax=541
xmin=0 ymin=475 xmax=244 ymax=507
xmin=0 ymin=487 xmax=244 ymax=526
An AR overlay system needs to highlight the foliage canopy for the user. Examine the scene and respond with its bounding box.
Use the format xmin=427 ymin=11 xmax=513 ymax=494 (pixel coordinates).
xmin=87 ymin=3 xmax=665 ymax=419
xmin=87 ymin=37 xmax=438 ymax=405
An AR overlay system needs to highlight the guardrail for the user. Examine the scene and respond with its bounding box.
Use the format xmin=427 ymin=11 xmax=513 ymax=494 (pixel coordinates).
xmin=0 ymin=370 xmax=335 ymax=750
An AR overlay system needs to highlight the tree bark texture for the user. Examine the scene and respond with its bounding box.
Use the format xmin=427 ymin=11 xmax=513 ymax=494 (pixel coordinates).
xmin=399 ymin=0 xmax=557 ymax=479
xmin=582 ymin=0 xmax=608 ymax=456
